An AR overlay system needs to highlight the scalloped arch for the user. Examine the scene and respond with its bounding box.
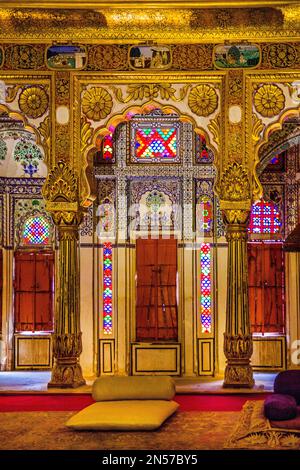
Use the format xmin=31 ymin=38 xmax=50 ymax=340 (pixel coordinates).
xmin=252 ymin=105 xmax=300 ymax=201
xmin=81 ymin=101 xmax=218 ymax=205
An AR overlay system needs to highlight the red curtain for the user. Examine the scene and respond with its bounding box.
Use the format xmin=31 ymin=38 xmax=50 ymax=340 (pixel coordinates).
xmin=14 ymin=250 xmax=54 ymax=332
xmin=248 ymin=242 xmax=285 ymax=334
xmin=136 ymin=238 xmax=178 ymax=341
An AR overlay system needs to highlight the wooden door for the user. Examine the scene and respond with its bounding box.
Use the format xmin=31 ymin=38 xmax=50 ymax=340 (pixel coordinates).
xmin=14 ymin=250 xmax=54 ymax=332
xmin=136 ymin=238 xmax=178 ymax=341
xmin=248 ymin=243 xmax=285 ymax=334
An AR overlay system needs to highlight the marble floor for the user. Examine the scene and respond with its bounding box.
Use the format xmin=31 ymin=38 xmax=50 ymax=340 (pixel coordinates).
xmin=0 ymin=370 xmax=276 ymax=394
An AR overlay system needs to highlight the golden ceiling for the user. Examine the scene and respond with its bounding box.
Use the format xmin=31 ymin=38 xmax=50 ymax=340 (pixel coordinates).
xmin=0 ymin=2 xmax=299 ymax=41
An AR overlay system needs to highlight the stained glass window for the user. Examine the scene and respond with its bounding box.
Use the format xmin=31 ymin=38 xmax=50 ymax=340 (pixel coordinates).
xmin=135 ymin=128 xmax=177 ymax=161
xmin=266 ymin=151 xmax=285 ymax=171
xmin=197 ymin=196 xmax=213 ymax=234
xmin=195 ymin=133 xmax=214 ymax=164
xmin=249 ymin=199 xmax=282 ymax=234
xmin=200 ymin=243 xmax=212 ymax=334
xmin=95 ymin=133 xmax=114 ymax=164
xmin=103 ymin=242 xmax=113 ymax=334
xmin=270 ymin=154 xmax=279 ymax=165
xmin=22 ymin=216 xmax=50 ymax=245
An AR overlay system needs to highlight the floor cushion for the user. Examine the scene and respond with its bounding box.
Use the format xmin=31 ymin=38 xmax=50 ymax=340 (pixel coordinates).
xmin=65 ymin=400 xmax=179 ymax=431
xmin=271 ymin=407 xmax=300 ymax=430
xmin=264 ymin=393 xmax=297 ymax=421
xmin=92 ymin=376 xmax=176 ymax=402
xmin=274 ymin=370 xmax=300 ymax=404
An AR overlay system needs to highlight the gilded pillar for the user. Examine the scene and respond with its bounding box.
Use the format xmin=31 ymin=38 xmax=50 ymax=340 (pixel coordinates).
xmin=43 ymin=161 xmax=85 ymax=388
xmin=222 ymin=209 xmax=254 ymax=388
xmin=219 ymin=162 xmax=254 ymax=388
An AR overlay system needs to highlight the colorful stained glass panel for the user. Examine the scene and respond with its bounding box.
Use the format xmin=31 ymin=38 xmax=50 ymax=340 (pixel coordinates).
xmin=103 ymin=242 xmax=113 ymax=334
xmin=135 ymin=127 xmax=177 ymax=161
xmin=249 ymin=199 xmax=282 ymax=234
xmin=22 ymin=216 xmax=50 ymax=245
xmin=200 ymin=243 xmax=212 ymax=334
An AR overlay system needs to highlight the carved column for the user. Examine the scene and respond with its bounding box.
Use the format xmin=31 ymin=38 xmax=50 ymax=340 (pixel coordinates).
xmin=222 ymin=208 xmax=254 ymax=388
xmin=219 ymin=162 xmax=254 ymax=388
xmin=43 ymin=161 xmax=85 ymax=388
xmin=48 ymin=210 xmax=85 ymax=388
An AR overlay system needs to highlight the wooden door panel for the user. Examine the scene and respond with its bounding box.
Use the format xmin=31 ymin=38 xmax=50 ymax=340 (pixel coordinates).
xmin=157 ymin=288 xmax=177 ymax=306
xmin=248 ymin=244 xmax=262 ymax=287
xmin=136 ymin=286 xmax=155 ymax=306
xmin=35 ymin=292 xmax=53 ymax=330
xmin=137 ymin=266 xmax=156 ymax=285
xmin=248 ymin=242 xmax=285 ymax=334
xmin=15 ymin=292 xmax=35 ymax=331
xmin=35 ymin=256 xmax=53 ymax=292
xmin=136 ymin=238 xmax=178 ymax=341
xmin=157 ymin=240 xmax=177 ymax=265
xmin=136 ymin=239 xmax=156 ymax=266
xmin=14 ymin=250 xmax=54 ymax=332
xmin=15 ymin=257 xmax=35 ymax=291
xmin=159 ymin=266 xmax=177 ymax=285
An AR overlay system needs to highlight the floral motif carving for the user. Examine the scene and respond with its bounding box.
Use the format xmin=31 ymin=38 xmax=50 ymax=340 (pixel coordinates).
xmin=5 ymin=85 xmax=21 ymax=103
xmin=228 ymin=128 xmax=243 ymax=162
xmin=266 ymin=43 xmax=297 ymax=68
xmin=81 ymin=116 xmax=93 ymax=153
xmin=19 ymin=86 xmax=48 ymax=119
xmin=252 ymin=113 xmax=264 ymax=143
xmin=87 ymin=44 xmax=128 ymax=70
xmin=4 ymin=44 xmax=45 ymax=70
xmin=220 ymin=162 xmax=250 ymax=201
xmin=42 ymin=160 xmax=78 ymax=203
xmin=172 ymin=44 xmax=213 ymax=70
xmin=0 ymin=139 xmax=7 ymax=160
xmin=55 ymin=72 xmax=70 ymax=104
xmin=38 ymin=116 xmax=51 ymax=163
xmin=110 ymin=83 xmax=190 ymax=103
xmin=254 ymin=84 xmax=285 ymax=118
xmin=207 ymin=114 xmax=220 ymax=147
xmin=55 ymin=124 xmax=70 ymax=159
xmin=188 ymin=84 xmax=218 ymax=117
xmin=82 ymin=86 xmax=113 ymax=121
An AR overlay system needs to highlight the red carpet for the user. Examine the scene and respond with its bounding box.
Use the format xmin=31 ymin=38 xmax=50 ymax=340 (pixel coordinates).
xmin=0 ymin=393 xmax=270 ymax=412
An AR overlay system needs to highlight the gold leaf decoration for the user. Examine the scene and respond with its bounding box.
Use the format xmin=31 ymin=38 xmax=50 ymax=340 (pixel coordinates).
xmin=254 ymin=84 xmax=285 ymax=118
xmin=81 ymin=116 xmax=93 ymax=153
xmin=38 ymin=116 xmax=51 ymax=162
xmin=188 ymin=84 xmax=218 ymax=117
xmin=110 ymin=83 xmax=190 ymax=103
xmin=18 ymin=85 xmax=48 ymax=119
xmin=252 ymin=113 xmax=264 ymax=143
xmin=220 ymin=162 xmax=250 ymax=201
xmin=208 ymin=114 xmax=220 ymax=147
xmin=42 ymin=160 xmax=78 ymax=203
xmin=82 ymin=87 xmax=113 ymax=121
xmin=5 ymin=85 xmax=21 ymax=103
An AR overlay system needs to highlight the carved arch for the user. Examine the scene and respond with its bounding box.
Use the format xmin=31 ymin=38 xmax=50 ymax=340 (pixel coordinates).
xmin=80 ymin=101 xmax=219 ymax=206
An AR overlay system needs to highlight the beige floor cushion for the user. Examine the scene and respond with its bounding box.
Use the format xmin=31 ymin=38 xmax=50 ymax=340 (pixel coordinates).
xmin=66 ymin=400 xmax=179 ymax=431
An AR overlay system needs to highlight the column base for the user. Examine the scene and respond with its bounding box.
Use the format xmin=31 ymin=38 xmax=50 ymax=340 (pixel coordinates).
xmin=223 ymin=364 xmax=255 ymax=389
xmin=48 ymin=362 xmax=86 ymax=389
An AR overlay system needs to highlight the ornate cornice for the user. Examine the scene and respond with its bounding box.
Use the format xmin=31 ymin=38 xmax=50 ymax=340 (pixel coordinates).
xmin=0 ymin=6 xmax=299 ymax=41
